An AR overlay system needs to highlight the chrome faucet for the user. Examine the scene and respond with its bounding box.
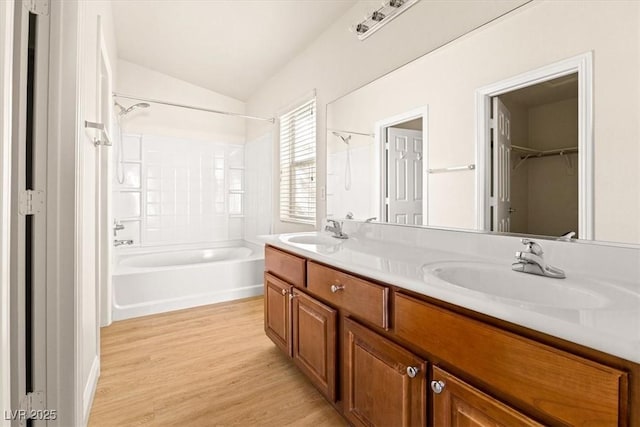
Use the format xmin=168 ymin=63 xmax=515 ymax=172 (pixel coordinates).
xmin=365 ymin=217 xmax=377 ymax=223
xmin=325 ymin=219 xmax=348 ymax=239
xmin=512 ymin=238 xmax=565 ymax=279
xmin=113 ymin=239 xmax=134 ymax=247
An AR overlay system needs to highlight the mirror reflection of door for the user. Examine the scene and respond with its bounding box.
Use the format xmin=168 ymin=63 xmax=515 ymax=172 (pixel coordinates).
xmin=490 ymin=73 xmax=579 ymax=237
xmin=385 ymin=119 xmax=423 ymax=225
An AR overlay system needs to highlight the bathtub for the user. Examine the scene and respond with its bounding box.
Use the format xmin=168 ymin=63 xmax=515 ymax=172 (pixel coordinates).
xmin=112 ymin=241 xmax=264 ymax=320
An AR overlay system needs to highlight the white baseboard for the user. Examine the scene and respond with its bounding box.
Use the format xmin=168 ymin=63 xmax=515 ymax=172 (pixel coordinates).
xmin=82 ymin=356 xmax=100 ymax=426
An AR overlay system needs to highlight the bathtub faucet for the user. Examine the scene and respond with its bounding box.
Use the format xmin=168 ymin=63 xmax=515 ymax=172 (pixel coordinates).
xmin=114 ymin=239 xmax=134 ymax=247
xmin=113 ymin=220 xmax=125 ymax=237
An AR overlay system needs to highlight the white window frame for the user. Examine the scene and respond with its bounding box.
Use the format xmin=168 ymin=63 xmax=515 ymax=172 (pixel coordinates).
xmin=279 ymin=95 xmax=317 ymax=225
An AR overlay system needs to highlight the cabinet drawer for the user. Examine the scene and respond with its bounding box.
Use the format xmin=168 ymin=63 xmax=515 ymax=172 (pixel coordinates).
xmin=395 ymin=293 xmax=628 ymax=426
xmin=265 ymin=246 xmax=306 ymax=288
xmin=307 ymin=262 xmax=389 ymax=329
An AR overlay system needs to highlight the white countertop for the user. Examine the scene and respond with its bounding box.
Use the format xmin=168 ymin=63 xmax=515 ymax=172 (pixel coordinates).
xmin=261 ymin=228 xmax=640 ymax=364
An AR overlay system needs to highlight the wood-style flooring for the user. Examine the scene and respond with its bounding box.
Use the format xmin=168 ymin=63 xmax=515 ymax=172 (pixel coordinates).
xmin=88 ymin=297 xmax=346 ymax=426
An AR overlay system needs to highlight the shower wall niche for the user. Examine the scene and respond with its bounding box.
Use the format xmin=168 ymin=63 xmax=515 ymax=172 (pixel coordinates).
xmin=113 ymin=133 xmax=244 ymax=246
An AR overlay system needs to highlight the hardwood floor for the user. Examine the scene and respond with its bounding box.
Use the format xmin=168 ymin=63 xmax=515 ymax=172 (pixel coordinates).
xmin=89 ymin=297 xmax=347 ymax=426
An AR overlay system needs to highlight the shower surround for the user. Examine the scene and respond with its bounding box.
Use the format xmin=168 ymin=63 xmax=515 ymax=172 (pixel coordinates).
xmin=114 ymin=133 xmax=245 ymax=246
xmin=111 ymin=133 xmax=266 ymax=319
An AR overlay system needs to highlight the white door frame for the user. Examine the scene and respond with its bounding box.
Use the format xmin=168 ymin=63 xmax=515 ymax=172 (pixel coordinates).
xmin=374 ymin=106 xmax=429 ymax=223
xmin=96 ymin=16 xmax=113 ymax=328
xmin=10 ymin=4 xmax=50 ymax=425
xmin=475 ymin=52 xmax=593 ymax=239
xmin=46 ymin=1 xmax=83 ymax=425
xmin=0 ymin=1 xmax=15 ymax=425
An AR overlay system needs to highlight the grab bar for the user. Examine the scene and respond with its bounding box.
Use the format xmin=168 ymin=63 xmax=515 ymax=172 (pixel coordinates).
xmin=85 ymin=120 xmax=112 ymax=147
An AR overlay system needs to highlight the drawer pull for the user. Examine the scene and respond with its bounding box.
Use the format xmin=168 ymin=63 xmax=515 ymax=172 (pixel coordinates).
xmin=431 ymin=380 xmax=445 ymax=394
xmin=330 ymin=284 xmax=345 ymax=293
xmin=406 ymin=366 xmax=420 ymax=378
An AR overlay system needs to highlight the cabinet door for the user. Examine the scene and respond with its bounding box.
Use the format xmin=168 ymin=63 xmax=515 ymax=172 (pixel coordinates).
xmin=264 ymin=273 xmax=291 ymax=356
xmin=431 ymin=366 xmax=543 ymax=427
xmin=344 ymin=318 xmax=426 ymax=427
xmin=292 ymin=289 xmax=337 ymax=401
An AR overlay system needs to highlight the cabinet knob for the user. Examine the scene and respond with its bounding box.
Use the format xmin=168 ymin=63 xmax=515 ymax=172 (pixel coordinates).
xmin=430 ymin=380 xmax=445 ymax=394
xmin=281 ymin=288 xmax=288 ymax=296
xmin=406 ymin=366 xmax=420 ymax=378
xmin=330 ymin=284 xmax=345 ymax=293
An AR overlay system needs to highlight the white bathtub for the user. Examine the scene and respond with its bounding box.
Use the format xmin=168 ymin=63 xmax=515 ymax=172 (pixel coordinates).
xmin=112 ymin=241 xmax=264 ymax=320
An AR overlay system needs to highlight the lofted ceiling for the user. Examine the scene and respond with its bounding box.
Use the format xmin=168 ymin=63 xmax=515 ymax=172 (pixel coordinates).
xmin=112 ymin=0 xmax=358 ymax=101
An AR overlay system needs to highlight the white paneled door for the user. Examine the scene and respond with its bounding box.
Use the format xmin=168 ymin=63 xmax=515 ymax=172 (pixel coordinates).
xmin=386 ymin=127 xmax=423 ymax=225
xmin=492 ymin=97 xmax=512 ymax=232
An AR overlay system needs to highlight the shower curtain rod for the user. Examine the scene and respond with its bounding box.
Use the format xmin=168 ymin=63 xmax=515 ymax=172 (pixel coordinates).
xmin=112 ymin=92 xmax=276 ymax=124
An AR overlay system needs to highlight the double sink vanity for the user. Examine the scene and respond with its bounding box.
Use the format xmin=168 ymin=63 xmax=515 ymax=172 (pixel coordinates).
xmin=262 ymin=221 xmax=639 ymax=426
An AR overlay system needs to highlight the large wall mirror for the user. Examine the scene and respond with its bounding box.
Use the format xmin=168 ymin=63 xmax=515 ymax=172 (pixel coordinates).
xmin=326 ymin=0 xmax=640 ymax=245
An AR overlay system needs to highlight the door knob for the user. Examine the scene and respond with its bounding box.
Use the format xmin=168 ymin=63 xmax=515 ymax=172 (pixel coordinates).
xmin=281 ymin=288 xmax=288 ymax=296
xmin=431 ymin=380 xmax=445 ymax=394
xmin=330 ymin=284 xmax=345 ymax=293
xmin=406 ymin=366 xmax=419 ymax=378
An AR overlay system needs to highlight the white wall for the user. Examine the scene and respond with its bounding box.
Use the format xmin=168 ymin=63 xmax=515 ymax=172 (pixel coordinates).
xmin=245 ymin=0 xmax=527 ymax=233
xmin=327 ymin=0 xmax=640 ymax=244
xmin=116 ymin=59 xmax=246 ymax=143
xmin=0 ymin=1 xmax=14 ymax=425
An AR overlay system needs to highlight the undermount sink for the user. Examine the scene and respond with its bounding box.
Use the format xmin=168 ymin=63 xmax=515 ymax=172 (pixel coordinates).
xmin=421 ymin=261 xmax=625 ymax=309
xmin=279 ymin=233 xmax=344 ymax=247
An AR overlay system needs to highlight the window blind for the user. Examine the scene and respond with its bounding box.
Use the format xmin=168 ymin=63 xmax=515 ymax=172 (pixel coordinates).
xmin=279 ymin=97 xmax=316 ymax=224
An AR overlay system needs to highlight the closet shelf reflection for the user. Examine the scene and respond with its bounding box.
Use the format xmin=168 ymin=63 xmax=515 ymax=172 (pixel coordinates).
xmin=512 ymin=145 xmax=578 ymax=171
xmin=512 ymin=144 xmax=578 ymax=158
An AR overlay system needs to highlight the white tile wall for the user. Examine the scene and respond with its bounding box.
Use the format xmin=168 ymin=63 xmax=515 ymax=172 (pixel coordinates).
xmin=113 ymin=133 xmax=245 ymax=246
xmin=327 ymin=144 xmax=375 ymax=219
xmin=244 ymin=133 xmax=273 ymax=243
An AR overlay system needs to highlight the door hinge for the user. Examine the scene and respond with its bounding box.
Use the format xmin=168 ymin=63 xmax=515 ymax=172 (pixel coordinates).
xmin=23 ymin=0 xmax=49 ymax=15
xmin=19 ymin=190 xmax=45 ymax=216
xmin=18 ymin=391 xmax=45 ymax=422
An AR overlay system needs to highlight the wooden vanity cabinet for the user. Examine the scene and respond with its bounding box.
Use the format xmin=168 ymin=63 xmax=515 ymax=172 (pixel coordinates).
xmin=431 ymin=366 xmax=542 ymax=427
xmin=343 ymin=318 xmax=426 ymax=427
xmin=395 ymin=293 xmax=628 ymax=426
xmin=291 ymin=289 xmax=337 ymax=401
xmin=263 ymin=245 xmax=634 ymax=426
xmin=265 ymin=245 xmax=306 ymax=288
xmin=264 ymin=248 xmax=338 ymax=402
xmin=264 ymin=273 xmax=292 ymax=356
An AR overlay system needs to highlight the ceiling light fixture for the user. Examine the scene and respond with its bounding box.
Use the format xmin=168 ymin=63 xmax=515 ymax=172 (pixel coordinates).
xmin=352 ymin=0 xmax=420 ymax=41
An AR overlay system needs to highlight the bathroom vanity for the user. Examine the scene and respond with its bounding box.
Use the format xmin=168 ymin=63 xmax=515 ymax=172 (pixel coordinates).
xmin=262 ymin=227 xmax=639 ymax=426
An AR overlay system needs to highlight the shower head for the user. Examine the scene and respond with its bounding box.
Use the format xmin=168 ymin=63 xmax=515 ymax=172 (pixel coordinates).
xmin=117 ymin=102 xmax=151 ymax=117
xmin=332 ymin=131 xmax=351 ymax=145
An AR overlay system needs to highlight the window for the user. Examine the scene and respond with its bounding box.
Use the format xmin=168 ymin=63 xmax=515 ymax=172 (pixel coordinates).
xmin=279 ymin=97 xmax=316 ymax=224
